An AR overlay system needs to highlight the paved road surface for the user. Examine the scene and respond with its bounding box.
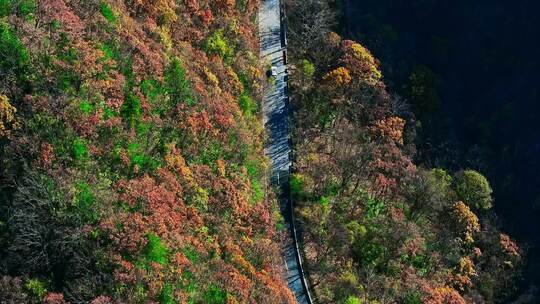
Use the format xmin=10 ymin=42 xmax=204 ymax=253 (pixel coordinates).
xmin=259 ymin=0 xmax=312 ymax=303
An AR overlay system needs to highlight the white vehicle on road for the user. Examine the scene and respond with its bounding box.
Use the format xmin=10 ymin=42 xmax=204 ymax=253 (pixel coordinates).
xmin=270 ymin=65 xmax=278 ymax=77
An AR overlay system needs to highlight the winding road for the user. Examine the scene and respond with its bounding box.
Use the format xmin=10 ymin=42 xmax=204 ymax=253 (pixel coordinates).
xmin=259 ymin=0 xmax=313 ymax=303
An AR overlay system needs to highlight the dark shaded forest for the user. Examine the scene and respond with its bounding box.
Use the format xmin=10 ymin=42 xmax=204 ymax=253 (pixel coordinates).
xmin=339 ymin=0 xmax=540 ymax=299
xmin=285 ymin=0 xmax=523 ymax=302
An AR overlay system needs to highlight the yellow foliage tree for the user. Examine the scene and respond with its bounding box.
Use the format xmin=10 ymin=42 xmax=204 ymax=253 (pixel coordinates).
xmin=454 ymin=256 xmax=477 ymax=290
xmin=453 ymin=201 xmax=480 ymax=244
xmin=341 ymin=41 xmax=382 ymax=85
xmin=0 ymin=94 xmax=19 ymax=138
xmin=323 ymin=67 xmax=352 ymax=86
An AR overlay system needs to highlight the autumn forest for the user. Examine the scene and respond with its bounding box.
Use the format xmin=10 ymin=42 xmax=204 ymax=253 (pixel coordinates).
xmin=0 ymin=0 xmax=531 ymax=303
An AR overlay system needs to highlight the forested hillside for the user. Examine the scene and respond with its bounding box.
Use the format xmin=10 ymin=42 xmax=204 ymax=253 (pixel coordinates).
xmin=0 ymin=0 xmax=295 ymax=303
xmin=337 ymin=1 xmax=540 ymax=298
xmin=285 ymin=0 xmax=522 ymax=303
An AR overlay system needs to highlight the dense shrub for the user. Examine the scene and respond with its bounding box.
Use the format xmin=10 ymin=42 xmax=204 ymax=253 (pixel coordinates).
xmin=205 ymin=30 xmax=234 ymax=62
xmin=99 ymin=1 xmax=116 ymax=23
xmin=0 ymin=21 xmax=29 ymax=81
xmin=455 ymin=169 xmax=493 ymax=210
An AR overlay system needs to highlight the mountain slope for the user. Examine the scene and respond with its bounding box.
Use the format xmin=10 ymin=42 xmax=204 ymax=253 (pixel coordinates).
xmin=0 ymin=0 xmax=294 ymax=303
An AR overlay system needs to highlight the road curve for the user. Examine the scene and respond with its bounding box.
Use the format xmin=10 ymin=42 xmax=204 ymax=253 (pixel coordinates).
xmin=259 ymin=0 xmax=313 ymax=303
